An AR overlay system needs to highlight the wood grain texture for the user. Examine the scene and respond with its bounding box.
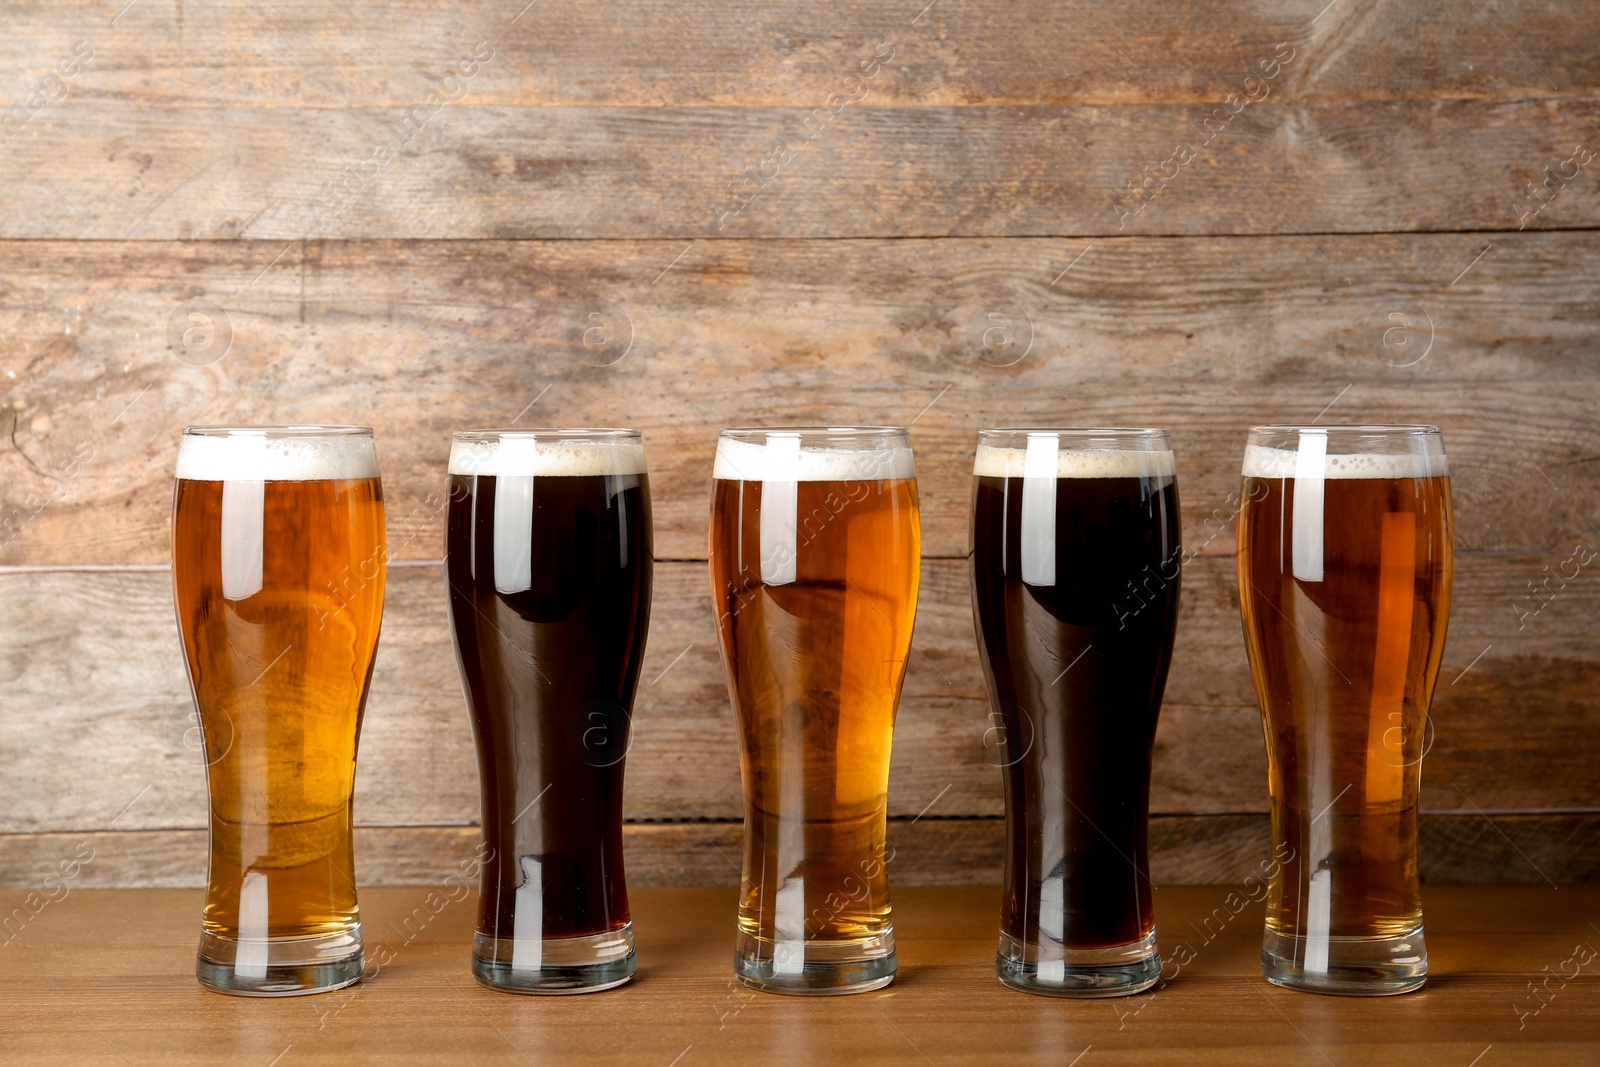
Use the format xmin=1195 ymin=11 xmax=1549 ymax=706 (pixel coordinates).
xmin=3 ymin=0 xmax=1595 ymax=108
xmin=0 ymin=556 xmax=1593 ymax=837
xmin=3 ymin=99 xmax=1599 ymax=238
xmin=1 ymin=0 xmax=1595 ymax=893
xmin=3 ymin=235 xmax=1598 ymax=566
xmin=0 ymin=886 xmax=1595 ymax=1065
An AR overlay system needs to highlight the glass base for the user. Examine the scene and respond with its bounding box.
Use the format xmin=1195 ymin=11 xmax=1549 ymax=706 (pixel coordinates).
xmin=1262 ymin=925 xmax=1427 ymax=996
xmin=996 ymin=929 xmax=1160 ymax=998
xmin=472 ymin=924 xmax=637 ymax=994
xmin=734 ymin=928 xmax=896 ymax=996
xmin=197 ymin=929 xmax=363 ymax=997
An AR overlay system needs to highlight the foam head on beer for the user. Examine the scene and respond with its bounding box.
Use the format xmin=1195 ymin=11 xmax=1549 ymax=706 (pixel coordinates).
xmin=713 ymin=431 xmax=915 ymax=588
xmin=712 ymin=434 xmax=915 ymax=483
xmin=972 ymin=441 xmax=1176 ymax=480
xmin=1240 ymin=444 xmax=1449 ymax=480
xmin=177 ymin=429 xmax=380 ymax=481
xmin=1241 ymin=430 xmax=1449 ymax=587
xmin=448 ymin=432 xmax=647 ymax=478
xmin=972 ymin=434 xmax=1174 ymax=589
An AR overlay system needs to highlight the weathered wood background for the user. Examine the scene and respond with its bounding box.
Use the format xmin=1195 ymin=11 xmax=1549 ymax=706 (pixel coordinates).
xmin=1 ymin=0 xmax=1595 ymax=888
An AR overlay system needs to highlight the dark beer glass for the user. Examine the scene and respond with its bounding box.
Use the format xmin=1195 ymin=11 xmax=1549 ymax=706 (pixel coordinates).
xmin=445 ymin=429 xmax=652 ymax=993
xmin=1238 ymin=425 xmax=1452 ymax=995
xmin=173 ymin=426 xmax=385 ymax=996
xmin=709 ymin=427 xmax=920 ymax=995
xmin=970 ymin=428 xmax=1181 ymax=997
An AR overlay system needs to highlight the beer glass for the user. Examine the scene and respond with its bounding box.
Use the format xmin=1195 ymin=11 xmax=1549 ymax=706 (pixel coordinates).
xmin=970 ymin=428 xmax=1181 ymax=997
xmin=172 ymin=426 xmax=385 ymax=996
xmin=708 ymin=426 xmax=920 ymax=995
xmin=1237 ymin=425 xmax=1453 ymax=995
xmin=445 ymin=429 xmax=652 ymax=993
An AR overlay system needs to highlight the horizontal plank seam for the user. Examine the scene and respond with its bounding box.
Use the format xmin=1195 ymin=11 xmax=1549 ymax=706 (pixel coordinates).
xmin=0 ymin=564 xmax=172 ymax=573
xmin=10 ymin=95 xmax=1600 ymax=109
xmin=1 ymin=227 xmax=1600 ymax=244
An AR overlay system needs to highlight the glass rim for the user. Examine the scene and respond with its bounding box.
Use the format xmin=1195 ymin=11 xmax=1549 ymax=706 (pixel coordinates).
xmin=1248 ymin=423 xmax=1441 ymax=436
xmin=451 ymin=427 xmax=641 ymax=440
xmin=181 ymin=425 xmax=372 ymax=438
xmin=978 ymin=426 xmax=1169 ymax=438
xmin=718 ymin=425 xmax=909 ymax=439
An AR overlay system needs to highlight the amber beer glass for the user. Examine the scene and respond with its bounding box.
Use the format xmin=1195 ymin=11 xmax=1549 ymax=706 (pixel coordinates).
xmin=172 ymin=426 xmax=385 ymax=996
xmin=1237 ymin=425 xmax=1453 ymax=995
xmin=445 ymin=429 xmax=652 ymax=993
xmin=709 ymin=427 xmax=920 ymax=994
xmin=970 ymin=429 xmax=1181 ymax=996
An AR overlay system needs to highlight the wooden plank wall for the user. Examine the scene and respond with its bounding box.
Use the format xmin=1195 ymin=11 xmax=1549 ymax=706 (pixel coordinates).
xmin=0 ymin=1 xmax=1596 ymax=888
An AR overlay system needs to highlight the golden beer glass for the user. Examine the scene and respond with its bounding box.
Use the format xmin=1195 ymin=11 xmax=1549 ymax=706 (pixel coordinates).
xmin=708 ymin=427 xmax=920 ymax=994
xmin=1237 ymin=425 xmax=1452 ymax=995
xmin=173 ymin=426 xmax=385 ymax=995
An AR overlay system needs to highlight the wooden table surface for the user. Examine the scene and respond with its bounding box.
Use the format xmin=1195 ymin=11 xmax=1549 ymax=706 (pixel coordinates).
xmin=2 ymin=885 xmax=1595 ymax=1065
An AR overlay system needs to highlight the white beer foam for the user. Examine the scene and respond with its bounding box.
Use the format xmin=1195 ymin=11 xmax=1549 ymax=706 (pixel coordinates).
xmin=177 ymin=432 xmax=379 ymax=481
xmin=448 ymin=436 xmax=647 ymax=477
xmin=713 ymin=437 xmax=915 ymax=482
xmin=1241 ymin=445 xmax=1448 ymax=479
xmin=972 ymin=444 xmax=1176 ymax=479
